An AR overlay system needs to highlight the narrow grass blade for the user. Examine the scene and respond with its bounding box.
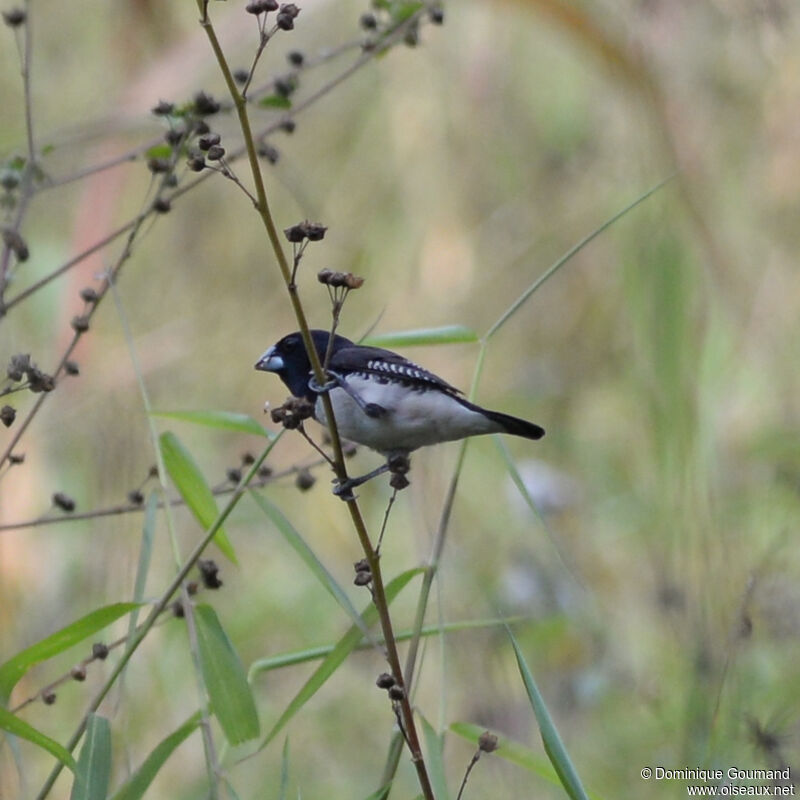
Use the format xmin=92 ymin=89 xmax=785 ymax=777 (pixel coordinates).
xmin=110 ymin=713 xmax=200 ymax=800
xmin=279 ymin=738 xmax=290 ymax=800
xmin=126 ymin=492 xmax=158 ymax=642
xmin=249 ymin=616 xmax=536 ymax=674
xmin=450 ymin=722 xmax=557 ymax=784
xmin=0 ymin=706 xmax=77 ymax=772
xmin=159 ymin=431 xmax=238 ymax=564
xmin=0 ymin=602 xmax=140 ymax=702
xmin=420 ymin=714 xmax=450 ymax=800
xmin=255 ymin=567 xmax=424 ymax=751
xmin=361 ymin=786 xmax=392 ymax=800
xmin=250 ymin=493 xmax=368 ymax=636
xmin=486 ymin=177 xmax=673 ymax=340
xmin=70 ymin=713 xmax=111 ymax=800
xmin=507 ymin=628 xmax=590 ymax=800
xmin=151 ymin=410 xmax=272 ymax=438
xmin=363 ymin=325 xmax=478 ymax=348
xmin=195 ymin=604 xmax=260 ymax=745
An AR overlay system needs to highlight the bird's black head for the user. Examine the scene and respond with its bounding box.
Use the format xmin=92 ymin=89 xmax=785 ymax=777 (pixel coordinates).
xmin=255 ymin=329 xmax=354 ymax=400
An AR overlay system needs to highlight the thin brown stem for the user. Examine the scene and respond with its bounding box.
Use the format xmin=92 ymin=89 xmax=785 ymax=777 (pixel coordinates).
xmin=196 ymin=6 xmax=435 ymax=798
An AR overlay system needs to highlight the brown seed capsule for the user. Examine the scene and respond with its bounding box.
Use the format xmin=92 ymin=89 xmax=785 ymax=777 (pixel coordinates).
xmin=64 ymin=360 xmax=80 ymax=376
xmin=53 ymin=492 xmax=76 ymax=512
xmin=226 ymin=467 xmax=242 ymax=484
xmin=152 ymin=197 xmax=171 ymax=214
xmin=344 ymin=273 xmax=365 ymax=290
xmin=295 ymin=469 xmax=315 ymax=492
xmin=193 ymin=91 xmax=220 ymax=116
xmin=354 ymin=558 xmax=370 ymax=574
xmin=258 ymin=464 xmax=274 ymax=479
xmin=187 ymin=581 xmax=199 ymax=595
xmin=71 ymin=315 xmax=90 ymax=333
xmin=376 ymin=672 xmax=395 ymax=689
xmin=70 ymin=665 xmax=87 ymax=682
xmin=92 ymin=642 xmax=109 ymax=660
xmin=152 ymin=100 xmax=175 ymax=116
xmin=8 ymin=452 xmax=24 ymax=465
xmin=199 ymin=559 xmax=223 ymax=590
xmin=7 ymin=353 xmax=30 ymax=381
xmin=354 ymin=571 xmax=372 ymax=587
xmin=478 ymin=731 xmax=499 ymax=753
xmin=206 ymin=145 xmax=225 ymax=161
xmin=127 ymin=489 xmax=145 ymax=505
xmin=198 ymin=133 xmax=221 ymax=151
xmin=287 ymin=50 xmax=304 ymax=66
xmin=387 ymin=685 xmax=405 ymax=701
xmin=241 ymin=452 xmax=256 ymax=465
xmin=147 ymin=157 xmax=171 ymax=174
xmin=2 ymin=229 xmax=29 ymax=261
xmin=80 ymin=287 xmax=99 ymax=303
xmin=171 ymin=600 xmax=185 ymax=618
xmin=42 ymin=690 xmax=57 ymax=705
xmin=390 ymin=473 xmax=410 ymax=491
xmin=258 ymin=143 xmax=280 ymax=164
xmin=0 ymin=405 xmax=15 ymax=427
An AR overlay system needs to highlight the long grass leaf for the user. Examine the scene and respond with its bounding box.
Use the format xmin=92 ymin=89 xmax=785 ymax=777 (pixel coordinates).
xmin=151 ymin=410 xmax=272 ymax=438
xmin=250 ymin=492 xmax=369 ymax=637
xmin=255 ymin=567 xmax=423 ymax=750
xmin=507 ymin=628 xmax=590 ymax=800
xmin=110 ymin=713 xmax=200 ymax=800
xmin=70 ymin=713 xmax=111 ymax=800
xmin=420 ymin=714 xmax=450 ymax=800
xmin=159 ymin=431 xmax=238 ymax=564
xmin=0 ymin=706 xmax=77 ymax=772
xmin=363 ymin=325 xmax=478 ymax=348
xmin=486 ymin=177 xmax=673 ymax=340
xmin=195 ymin=604 xmax=260 ymax=745
xmin=0 ymin=602 xmax=140 ymax=702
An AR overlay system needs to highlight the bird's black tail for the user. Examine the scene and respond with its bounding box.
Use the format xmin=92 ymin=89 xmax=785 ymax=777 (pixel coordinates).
xmin=459 ymin=398 xmax=545 ymax=440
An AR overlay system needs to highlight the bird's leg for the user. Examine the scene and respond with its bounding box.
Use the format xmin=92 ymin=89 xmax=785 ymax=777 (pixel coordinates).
xmin=332 ymin=462 xmax=391 ymax=500
xmin=332 ymin=453 xmax=411 ymax=500
xmin=309 ymin=371 xmax=387 ymax=418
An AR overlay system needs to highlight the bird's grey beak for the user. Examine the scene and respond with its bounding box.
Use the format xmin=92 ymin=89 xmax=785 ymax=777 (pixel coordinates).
xmin=255 ymin=346 xmax=284 ymax=372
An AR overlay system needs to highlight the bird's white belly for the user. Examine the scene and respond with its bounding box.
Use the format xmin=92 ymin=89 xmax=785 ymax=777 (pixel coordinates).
xmin=314 ymin=375 xmax=497 ymax=453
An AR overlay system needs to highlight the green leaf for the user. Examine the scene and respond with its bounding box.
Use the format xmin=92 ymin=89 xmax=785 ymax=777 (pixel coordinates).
xmin=195 ymin=604 xmax=260 ymax=745
xmin=145 ymin=143 xmax=173 ymax=160
xmin=420 ymin=715 xmax=450 ymax=800
xmin=363 ymin=325 xmax=478 ymax=349
xmin=110 ymin=713 xmax=200 ymax=800
xmin=249 ymin=616 xmax=535 ymax=674
xmin=70 ymin=713 xmax=112 ymax=800
xmin=449 ymin=722 xmax=558 ymax=784
xmin=259 ymin=94 xmax=292 ymax=110
xmin=159 ymin=431 xmax=238 ymax=564
xmin=151 ymin=410 xmax=272 ymax=438
xmin=250 ymin=493 xmax=368 ymax=636
xmin=256 ymin=568 xmax=424 ymax=750
xmin=486 ymin=176 xmax=673 ymax=340
xmin=0 ymin=706 xmax=77 ymax=772
xmin=507 ymin=628 xmax=590 ymax=800
xmin=279 ymin=738 xmax=290 ymax=800
xmin=0 ymin=602 xmax=140 ymax=702
xmin=361 ymin=787 xmax=392 ymax=800
xmin=126 ymin=492 xmax=158 ymax=643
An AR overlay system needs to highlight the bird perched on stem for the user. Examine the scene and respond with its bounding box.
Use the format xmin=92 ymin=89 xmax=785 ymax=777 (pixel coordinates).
xmin=256 ymin=330 xmax=545 ymax=494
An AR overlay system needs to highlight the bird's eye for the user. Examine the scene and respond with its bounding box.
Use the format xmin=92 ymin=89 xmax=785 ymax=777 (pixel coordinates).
xmin=284 ymin=338 xmax=297 ymax=352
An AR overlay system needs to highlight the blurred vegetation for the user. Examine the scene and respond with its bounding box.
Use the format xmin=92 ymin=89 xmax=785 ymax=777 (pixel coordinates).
xmin=1 ymin=0 xmax=799 ymax=798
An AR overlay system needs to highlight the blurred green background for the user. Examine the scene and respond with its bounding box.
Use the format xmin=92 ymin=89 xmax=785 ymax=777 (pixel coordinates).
xmin=1 ymin=0 xmax=799 ymax=798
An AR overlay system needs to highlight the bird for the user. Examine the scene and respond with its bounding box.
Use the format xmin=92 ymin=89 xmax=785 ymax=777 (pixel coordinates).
xmin=255 ymin=329 xmax=544 ymax=493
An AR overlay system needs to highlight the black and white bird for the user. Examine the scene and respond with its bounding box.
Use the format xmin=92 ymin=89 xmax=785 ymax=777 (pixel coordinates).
xmin=255 ymin=330 xmax=544 ymax=490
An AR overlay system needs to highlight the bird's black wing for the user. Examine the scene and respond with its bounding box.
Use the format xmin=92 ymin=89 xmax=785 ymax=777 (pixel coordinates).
xmin=328 ymin=345 xmax=462 ymax=395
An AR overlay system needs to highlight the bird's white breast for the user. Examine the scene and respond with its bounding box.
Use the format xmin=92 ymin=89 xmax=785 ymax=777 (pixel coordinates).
xmin=314 ymin=375 xmax=499 ymax=454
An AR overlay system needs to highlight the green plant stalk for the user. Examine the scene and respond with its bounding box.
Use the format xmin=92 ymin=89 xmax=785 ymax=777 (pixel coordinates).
xmin=196 ymin=6 xmax=434 ymax=798
xmin=34 ymin=441 xmax=278 ymax=800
